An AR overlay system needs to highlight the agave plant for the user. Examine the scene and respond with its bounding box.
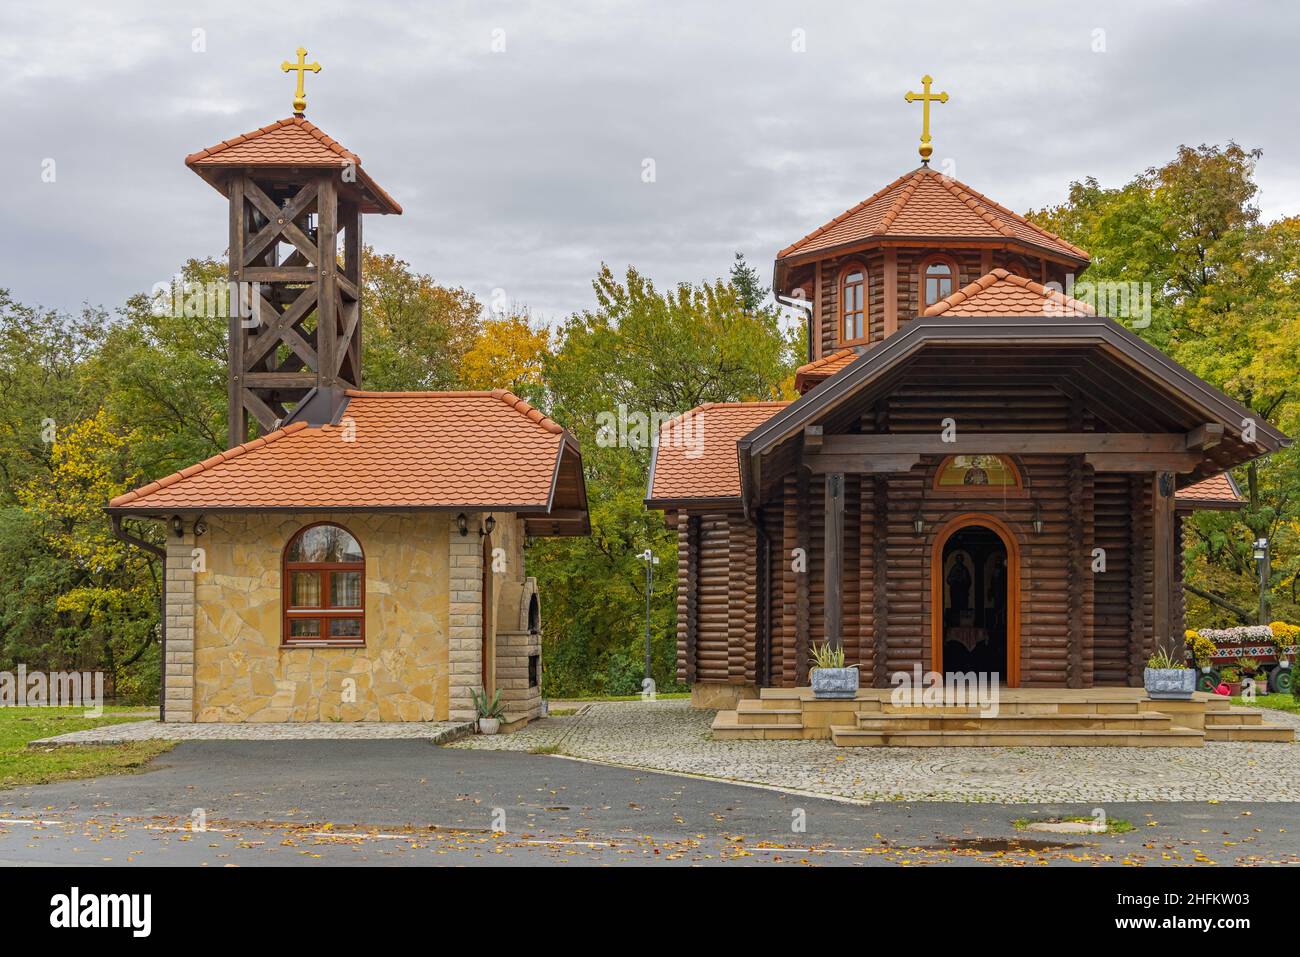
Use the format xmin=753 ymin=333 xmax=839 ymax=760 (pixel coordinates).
xmin=471 ymin=687 xmax=505 ymax=720
xmin=1146 ymin=644 xmax=1186 ymax=670
xmin=809 ymin=641 xmax=847 ymax=672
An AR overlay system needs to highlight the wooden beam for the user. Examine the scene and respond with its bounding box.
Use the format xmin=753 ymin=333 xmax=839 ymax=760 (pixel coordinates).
xmin=806 ymin=453 xmax=921 ymax=475
xmin=684 ymin=516 xmax=699 ymax=685
xmin=803 ymin=425 xmax=824 ymax=452
xmin=227 ymin=175 xmax=248 ymax=448
xmin=317 ymin=175 xmax=339 ymax=388
xmin=824 ymin=472 xmax=844 ymax=651
xmin=1086 ymin=452 xmax=1199 ymax=473
xmin=1151 ymin=471 xmax=1176 ymax=652
xmin=821 ymin=432 xmax=1191 ymax=456
xmin=871 ymin=476 xmax=889 ymax=687
xmin=811 ymin=260 xmax=823 ymax=361
xmin=1186 ymin=422 xmax=1224 ymax=451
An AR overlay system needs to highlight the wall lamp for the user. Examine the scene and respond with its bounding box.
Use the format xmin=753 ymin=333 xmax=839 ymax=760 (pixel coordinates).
xmin=456 ymin=513 xmax=470 ymax=537
xmin=193 ymin=516 xmax=208 ymax=536
xmin=482 ymin=514 xmax=497 ymax=537
xmin=1032 ymin=501 xmax=1044 ymax=535
xmin=912 ymin=511 xmax=925 ymax=536
xmin=170 ymin=515 xmax=184 ymax=538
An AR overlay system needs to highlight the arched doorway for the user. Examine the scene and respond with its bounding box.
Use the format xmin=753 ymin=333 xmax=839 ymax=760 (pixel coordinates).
xmin=930 ymin=513 xmax=1020 ymax=686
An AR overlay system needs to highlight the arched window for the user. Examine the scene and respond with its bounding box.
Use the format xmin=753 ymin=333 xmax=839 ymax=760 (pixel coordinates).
xmin=921 ymin=257 xmax=957 ymax=311
xmin=839 ymin=265 xmax=867 ymax=343
xmin=282 ymin=523 xmax=365 ymax=645
xmin=934 ymin=455 xmax=1021 ymax=492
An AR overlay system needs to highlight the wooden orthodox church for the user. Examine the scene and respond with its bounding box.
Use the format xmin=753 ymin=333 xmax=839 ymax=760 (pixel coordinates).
xmin=648 ymin=77 xmax=1290 ymax=710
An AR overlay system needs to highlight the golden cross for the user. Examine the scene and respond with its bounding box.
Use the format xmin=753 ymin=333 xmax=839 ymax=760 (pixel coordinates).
xmin=281 ymin=47 xmax=321 ymax=116
xmin=904 ymin=74 xmax=949 ymax=163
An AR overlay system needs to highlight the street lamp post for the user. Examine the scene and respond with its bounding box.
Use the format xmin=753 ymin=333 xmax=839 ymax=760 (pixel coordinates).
xmin=641 ymin=549 xmax=660 ymax=686
xmin=1254 ymin=537 xmax=1270 ymax=625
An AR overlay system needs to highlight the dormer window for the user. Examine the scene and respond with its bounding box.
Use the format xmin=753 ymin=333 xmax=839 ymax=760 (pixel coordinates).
xmin=839 ymin=265 xmax=867 ymax=343
xmin=921 ymin=257 xmax=957 ymax=311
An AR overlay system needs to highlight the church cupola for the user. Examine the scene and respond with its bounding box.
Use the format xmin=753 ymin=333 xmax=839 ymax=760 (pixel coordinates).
xmin=772 ymin=75 xmax=1089 ymax=363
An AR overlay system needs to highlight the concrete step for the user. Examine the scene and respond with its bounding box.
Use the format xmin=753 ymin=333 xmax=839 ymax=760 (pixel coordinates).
xmin=855 ymin=711 xmax=1173 ymax=732
xmin=829 ymin=726 xmax=1205 ymax=748
xmin=735 ymin=704 xmax=802 ymax=726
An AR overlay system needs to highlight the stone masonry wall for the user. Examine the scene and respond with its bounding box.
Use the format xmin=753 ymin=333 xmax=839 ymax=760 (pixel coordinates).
xmin=181 ymin=511 xmax=451 ymax=722
xmin=163 ymin=527 xmax=197 ymax=722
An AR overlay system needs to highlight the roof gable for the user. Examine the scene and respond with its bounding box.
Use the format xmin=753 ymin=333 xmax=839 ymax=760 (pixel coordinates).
xmin=924 ymin=268 xmax=1095 ymax=318
xmin=776 ymin=167 xmax=1088 ymax=264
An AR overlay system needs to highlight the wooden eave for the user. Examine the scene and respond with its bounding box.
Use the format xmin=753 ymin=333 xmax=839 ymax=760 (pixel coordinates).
xmin=738 ymin=314 xmax=1290 ymax=510
xmin=190 ymin=163 xmax=401 ymax=216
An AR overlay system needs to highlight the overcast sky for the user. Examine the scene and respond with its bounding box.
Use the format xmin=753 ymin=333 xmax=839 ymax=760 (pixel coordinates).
xmin=2 ymin=0 xmax=1297 ymax=324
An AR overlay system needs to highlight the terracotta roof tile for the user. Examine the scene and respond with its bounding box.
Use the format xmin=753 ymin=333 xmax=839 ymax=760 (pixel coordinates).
xmin=794 ymin=348 xmax=860 ymax=392
xmin=109 ymin=391 xmax=573 ymax=511
xmin=922 ymin=268 xmax=1096 ymax=318
xmin=186 ymin=116 xmax=401 ymax=214
xmin=648 ymin=402 xmax=790 ymax=503
xmin=777 ymin=167 xmax=1088 ymax=263
xmin=1176 ymin=472 xmax=1242 ymax=507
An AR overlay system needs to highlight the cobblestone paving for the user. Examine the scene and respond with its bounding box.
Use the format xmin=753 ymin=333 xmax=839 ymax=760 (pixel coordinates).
xmin=452 ymin=699 xmax=1300 ymax=803
xmin=32 ymin=720 xmax=473 ymax=746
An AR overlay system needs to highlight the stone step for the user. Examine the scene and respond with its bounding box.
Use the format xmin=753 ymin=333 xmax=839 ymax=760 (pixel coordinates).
xmin=735 ymin=704 xmax=802 ymax=726
xmin=710 ymin=710 xmax=807 ymax=740
xmin=855 ymin=711 xmax=1173 ymax=732
xmin=1203 ymin=724 xmax=1295 ymax=743
xmin=1204 ymin=708 xmax=1266 ymax=727
xmin=829 ymin=726 xmax=1205 ymax=747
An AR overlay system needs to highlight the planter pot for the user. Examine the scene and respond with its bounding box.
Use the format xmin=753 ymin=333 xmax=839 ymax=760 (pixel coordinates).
xmin=1223 ymin=682 xmax=1242 ymax=696
xmin=478 ymin=717 xmax=501 ymax=735
xmin=1143 ymin=667 xmax=1196 ymax=700
xmin=811 ymin=666 xmax=859 ymax=699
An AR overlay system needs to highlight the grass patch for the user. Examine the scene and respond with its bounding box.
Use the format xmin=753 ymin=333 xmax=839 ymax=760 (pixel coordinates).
xmin=1013 ymin=816 xmax=1135 ymax=835
xmin=1231 ymin=693 xmax=1300 ymax=714
xmin=528 ymin=743 xmax=566 ymax=755
xmin=0 ymin=707 xmax=172 ymax=790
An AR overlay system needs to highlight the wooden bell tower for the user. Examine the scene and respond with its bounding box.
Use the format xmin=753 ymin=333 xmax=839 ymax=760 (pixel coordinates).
xmin=185 ymin=48 xmax=402 ymax=448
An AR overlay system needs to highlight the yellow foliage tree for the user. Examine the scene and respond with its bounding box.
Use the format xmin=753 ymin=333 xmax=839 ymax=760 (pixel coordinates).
xmin=460 ymin=311 xmax=551 ymax=394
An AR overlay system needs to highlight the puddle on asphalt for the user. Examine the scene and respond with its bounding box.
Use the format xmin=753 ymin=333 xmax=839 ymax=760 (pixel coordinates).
xmin=923 ymin=837 xmax=1085 ymax=852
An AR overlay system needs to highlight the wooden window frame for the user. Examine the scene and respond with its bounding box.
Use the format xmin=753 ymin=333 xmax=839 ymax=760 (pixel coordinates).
xmin=282 ymin=522 xmax=366 ymax=647
xmin=918 ymin=254 xmax=959 ymax=312
xmin=931 ymin=454 xmax=1027 ymax=499
xmin=837 ymin=262 xmax=869 ymax=346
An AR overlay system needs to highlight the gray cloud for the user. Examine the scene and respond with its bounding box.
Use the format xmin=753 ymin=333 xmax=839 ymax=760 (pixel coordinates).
xmin=2 ymin=0 xmax=1297 ymax=323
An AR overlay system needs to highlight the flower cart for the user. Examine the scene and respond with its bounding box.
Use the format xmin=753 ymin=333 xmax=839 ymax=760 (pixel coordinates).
xmin=1187 ymin=624 xmax=1297 ymax=694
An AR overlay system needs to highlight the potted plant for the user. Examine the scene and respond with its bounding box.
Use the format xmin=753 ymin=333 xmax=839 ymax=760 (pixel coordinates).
xmin=1143 ymin=645 xmax=1196 ymax=700
xmin=809 ymin=641 xmax=858 ymax=699
xmin=1237 ymin=657 xmax=1266 ymax=696
xmin=472 ymin=687 xmax=505 ymax=735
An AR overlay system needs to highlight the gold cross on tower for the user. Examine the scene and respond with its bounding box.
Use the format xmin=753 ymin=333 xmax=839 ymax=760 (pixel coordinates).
xmin=281 ymin=47 xmax=322 ymax=116
xmin=904 ymin=74 xmax=949 ymax=164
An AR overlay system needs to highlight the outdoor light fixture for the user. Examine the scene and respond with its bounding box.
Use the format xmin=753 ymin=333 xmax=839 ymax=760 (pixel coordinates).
xmin=456 ymin=513 xmax=469 ymax=537
xmin=1254 ymin=538 xmax=1269 ymax=561
xmin=193 ymin=517 xmax=208 ymax=536
xmin=482 ymin=514 xmax=497 ymax=537
xmin=1032 ymin=502 xmax=1044 ymax=535
xmin=912 ymin=511 xmax=925 ymax=535
xmin=170 ymin=515 xmax=184 ymax=538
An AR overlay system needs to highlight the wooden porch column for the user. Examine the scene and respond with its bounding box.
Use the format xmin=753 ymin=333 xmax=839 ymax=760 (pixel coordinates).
xmin=1151 ymin=471 xmax=1176 ymax=652
xmin=684 ymin=516 xmax=700 ymax=684
xmin=872 ymin=475 xmax=890 ymax=687
xmin=795 ymin=469 xmax=811 ymax=683
xmin=824 ymin=472 xmax=845 ymax=651
xmin=1126 ymin=474 xmax=1147 ymax=684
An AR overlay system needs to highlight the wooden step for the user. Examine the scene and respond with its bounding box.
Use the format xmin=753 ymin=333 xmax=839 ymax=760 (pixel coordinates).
xmin=829 ymin=726 xmax=1205 ymax=747
xmin=856 ymin=711 xmax=1173 ymax=732
xmin=735 ymin=704 xmax=802 ymax=726
xmin=1204 ymin=724 xmax=1295 ymax=743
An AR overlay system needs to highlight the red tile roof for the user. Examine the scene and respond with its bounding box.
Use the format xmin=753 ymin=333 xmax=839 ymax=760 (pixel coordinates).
xmin=923 ymin=268 xmax=1096 ymax=318
xmin=776 ymin=167 xmax=1088 ymax=263
xmin=794 ymin=348 xmax=860 ymax=392
xmin=185 ymin=116 xmax=401 ymax=214
xmin=1176 ymin=472 xmax=1243 ymax=509
xmin=647 ymin=402 xmax=790 ymax=504
xmin=108 ymin=390 xmax=579 ymax=513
